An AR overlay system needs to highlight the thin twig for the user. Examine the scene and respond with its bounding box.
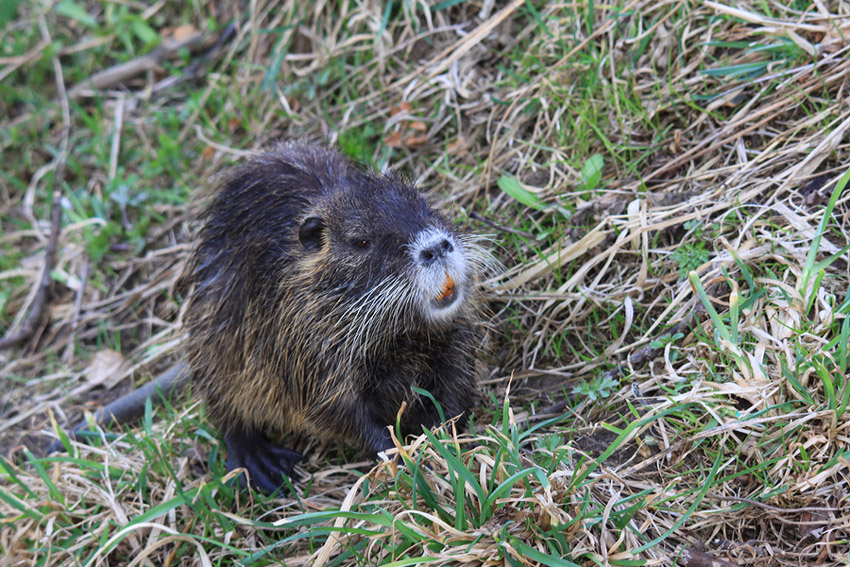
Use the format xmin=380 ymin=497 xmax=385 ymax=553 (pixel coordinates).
xmin=152 ymin=23 xmax=237 ymax=93
xmin=469 ymin=211 xmax=535 ymax=239
xmin=67 ymin=30 xmax=206 ymax=98
xmin=61 ymin=262 xmax=90 ymax=362
xmin=527 ymin=305 xmax=705 ymax=421
xmin=602 ymin=305 xmax=705 ymax=380
xmin=0 ymin=15 xmax=70 ymax=351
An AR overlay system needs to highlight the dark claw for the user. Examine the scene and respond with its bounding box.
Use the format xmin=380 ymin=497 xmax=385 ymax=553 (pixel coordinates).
xmin=224 ymin=429 xmax=303 ymax=493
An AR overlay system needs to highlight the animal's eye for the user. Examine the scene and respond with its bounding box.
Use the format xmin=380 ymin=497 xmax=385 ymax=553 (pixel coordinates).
xmin=353 ymin=239 xmax=370 ymax=249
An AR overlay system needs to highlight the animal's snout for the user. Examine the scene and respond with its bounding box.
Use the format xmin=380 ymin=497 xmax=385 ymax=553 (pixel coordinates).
xmin=419 ymin=238 xmax=453 ymax=265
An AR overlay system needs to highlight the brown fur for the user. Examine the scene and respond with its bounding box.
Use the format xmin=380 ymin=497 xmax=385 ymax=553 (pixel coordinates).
xmin=183 ymin=142 xmax=487 ymax=488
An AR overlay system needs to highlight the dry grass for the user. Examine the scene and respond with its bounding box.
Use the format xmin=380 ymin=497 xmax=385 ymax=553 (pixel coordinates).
xmin=2 ymin=0 xmax=850 ymax=565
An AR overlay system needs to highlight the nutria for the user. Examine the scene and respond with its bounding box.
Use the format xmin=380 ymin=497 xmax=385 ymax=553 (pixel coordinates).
xmin=184 ymin=142 xmax=488 ymax=492
xmin=46 ymin=142 xmax=488 ymax=491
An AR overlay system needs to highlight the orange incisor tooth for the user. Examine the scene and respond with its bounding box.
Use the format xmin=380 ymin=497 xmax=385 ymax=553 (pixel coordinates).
xmin=436 ymin=274 xmax=454 ymax=301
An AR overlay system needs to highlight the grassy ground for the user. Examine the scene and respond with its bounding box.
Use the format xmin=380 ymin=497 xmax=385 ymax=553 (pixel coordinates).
xmin=2 ymin=0 xmax=850 ymax=565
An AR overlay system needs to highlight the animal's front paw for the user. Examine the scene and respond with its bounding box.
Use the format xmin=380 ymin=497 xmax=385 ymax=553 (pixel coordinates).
xmin=224 ymin=429 xmax=303 ymax=493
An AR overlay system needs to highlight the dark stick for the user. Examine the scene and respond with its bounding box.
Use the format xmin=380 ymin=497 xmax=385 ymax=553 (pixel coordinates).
xmin=152 ymin=23 xmax=237 ymax=93
xmin=0 ymin=17 xmax=70 ymax=350
xmin=67 ymin=31 xmax=206 ymax=98
xmin=0 ymin=190 xmax=62 ymax=350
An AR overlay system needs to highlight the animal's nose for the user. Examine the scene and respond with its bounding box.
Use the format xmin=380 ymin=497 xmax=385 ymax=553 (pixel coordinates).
xmin=419 ymin=239 xmax=453 ymax=265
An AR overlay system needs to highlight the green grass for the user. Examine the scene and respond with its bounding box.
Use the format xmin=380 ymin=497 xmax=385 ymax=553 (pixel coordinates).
xmin=3 ymin=0 xmax=850 ymax=565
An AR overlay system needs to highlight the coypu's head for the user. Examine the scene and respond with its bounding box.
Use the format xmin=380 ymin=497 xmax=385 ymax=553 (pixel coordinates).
xmin=294 ymin=168 xmax=478 ymax=330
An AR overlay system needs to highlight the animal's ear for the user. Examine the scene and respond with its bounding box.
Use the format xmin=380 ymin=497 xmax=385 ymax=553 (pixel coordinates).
xmin=298 ymin=216 xmax=325 ymax=252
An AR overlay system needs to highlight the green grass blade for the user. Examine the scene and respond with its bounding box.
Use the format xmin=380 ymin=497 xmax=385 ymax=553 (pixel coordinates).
xmin=24 ymin=451 xmax=64 ymax=505
xmin=799 ymin=167 xmax=850 ymax=308
xmin=688 ymin=271 xmax=732 ymax=344
xmin=506 ymin=535 xmax=582 ymax=567
xmin=0 ymin=484 xmax=44 ymax=522
xmin=0 ymin=456 xmax=37 ymax=498
xmin=482 ymin=467 xmax=540 ymax=512
xmin=422 ymin=428 xmax=487 ymax=506
xmin=781 ymin=359 xmax=814 ymax=404
xmin=632 ymin=448 xmax=724 ymax=552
